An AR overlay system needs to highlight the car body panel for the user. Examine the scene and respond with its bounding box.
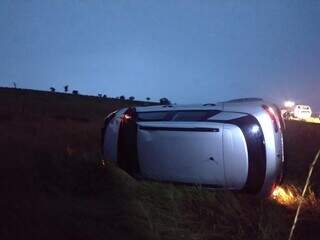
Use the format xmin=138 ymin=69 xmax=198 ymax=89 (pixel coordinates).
xmin=137 ymin=121 xmax=225 ymax=186
xmin=223 ymin=123 xmax=248 ymax=189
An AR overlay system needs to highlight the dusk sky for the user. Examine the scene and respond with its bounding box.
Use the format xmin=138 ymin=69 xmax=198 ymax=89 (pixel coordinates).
xmin=0 ymin=0 xmax=319 ymax=111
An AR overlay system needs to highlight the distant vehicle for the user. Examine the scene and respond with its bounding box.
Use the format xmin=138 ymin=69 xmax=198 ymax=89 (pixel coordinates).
xmin=293 ymin=105 xmax=312 ymax=120
xmin=101 ymin=98 xmax=285 ymax=196
xmin=281 ymin=104 xmax=312 ymax=120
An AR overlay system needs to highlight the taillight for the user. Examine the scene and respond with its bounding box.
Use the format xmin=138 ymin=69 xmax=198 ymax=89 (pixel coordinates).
xmin=262 ymin=105 xmax=279 ymax=132
xmin=123 ymin=113 xmax=132 ymax=120
xmin=122 ymin=108 xmax=136 ymax=123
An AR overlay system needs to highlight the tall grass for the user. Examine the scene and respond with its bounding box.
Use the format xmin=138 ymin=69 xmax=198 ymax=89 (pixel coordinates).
xmin=1 ymin=88 xmax=320 ymax=240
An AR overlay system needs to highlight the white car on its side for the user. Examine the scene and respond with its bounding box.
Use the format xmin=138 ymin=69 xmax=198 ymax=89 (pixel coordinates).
xmin=101 ymin=98 xmax=285 ymax=196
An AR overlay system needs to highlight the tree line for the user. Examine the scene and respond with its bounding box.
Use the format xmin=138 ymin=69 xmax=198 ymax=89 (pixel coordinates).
xmin=11 ymin=82 xmax=171 ymax=104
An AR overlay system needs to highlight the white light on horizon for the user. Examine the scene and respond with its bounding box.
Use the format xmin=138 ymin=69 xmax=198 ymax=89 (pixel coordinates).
xmin=284 ymin=101 xmax=295 ymax=108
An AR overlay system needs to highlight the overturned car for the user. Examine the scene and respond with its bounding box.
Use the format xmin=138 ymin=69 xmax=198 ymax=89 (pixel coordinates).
xmin=101 ymin=98 xmax=285 ymax=196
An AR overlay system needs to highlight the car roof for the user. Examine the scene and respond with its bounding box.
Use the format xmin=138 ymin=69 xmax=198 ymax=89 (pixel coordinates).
xmin=136 ymin=103 xmax=223 ymax=112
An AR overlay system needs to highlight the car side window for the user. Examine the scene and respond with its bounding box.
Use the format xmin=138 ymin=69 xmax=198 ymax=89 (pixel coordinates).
xmin=137 ymin=110 xmax=220 ymax=122
xmin=172 ymin=111 xmax=219 ymax=121
xmin=137 ymin=111 xmax=170 ymax=121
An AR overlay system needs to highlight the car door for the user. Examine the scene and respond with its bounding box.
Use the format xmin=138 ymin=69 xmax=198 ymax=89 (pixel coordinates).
xmin=137 ymin=110 xmax=225 ymax=187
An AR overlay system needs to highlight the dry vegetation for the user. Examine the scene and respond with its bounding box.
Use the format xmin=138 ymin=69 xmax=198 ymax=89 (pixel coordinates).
xmin=0 ymin=87 xmax=320 ymax=240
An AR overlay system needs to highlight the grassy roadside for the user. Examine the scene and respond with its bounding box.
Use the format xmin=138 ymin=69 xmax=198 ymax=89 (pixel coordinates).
xmin=1 ymin=151 xmax=292 ymax=240
xmin=1 ymin=88 xmax=320 ymax=240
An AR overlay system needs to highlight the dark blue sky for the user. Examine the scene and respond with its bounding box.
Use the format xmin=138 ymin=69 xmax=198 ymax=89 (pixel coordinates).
xmin=0 ymin=0 xmax=319 ymax=111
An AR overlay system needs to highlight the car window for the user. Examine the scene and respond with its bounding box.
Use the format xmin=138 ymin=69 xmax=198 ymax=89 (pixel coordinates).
xmin=137 ymin=111 xmax=170 ymax=121
xmin=172 ymin=111 xmax=218 ymax=121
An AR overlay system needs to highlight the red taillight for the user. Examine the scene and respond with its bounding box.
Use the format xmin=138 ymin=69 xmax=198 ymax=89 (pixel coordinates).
xmin=122 ymin=108 xmax=136 ymax=123
xmin=124 ymin=114 xmax=132 ymax=120
xmin=122 ymin=113 xmax=132 ymax=124
xmin=262 ymin=105 xmax=279 ymax=132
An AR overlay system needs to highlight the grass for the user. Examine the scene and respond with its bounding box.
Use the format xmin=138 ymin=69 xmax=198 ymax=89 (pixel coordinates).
xmin=136 ymin=180 xmax=292 ymax=240
xmin=304 ymin=117 xmax=320 ymax=124
xmin=0 ymin=87 xmax=320 ymax=240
